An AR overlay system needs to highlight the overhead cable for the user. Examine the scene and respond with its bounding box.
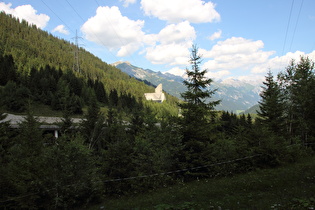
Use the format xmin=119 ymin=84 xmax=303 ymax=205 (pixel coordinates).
xmin=40 ymin=0 xmax=75 ymax=35
xmin=282 ymin=0 xmax=295 ymax=56
xmin=0 ymin=154 xmax=262 ymax=203
xmin=289 ymin=0 xmax=304 ymax=52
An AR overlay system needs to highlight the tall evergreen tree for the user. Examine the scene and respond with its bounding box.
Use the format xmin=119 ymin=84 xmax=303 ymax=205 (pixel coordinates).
xmin=109 ymin=89 xmax=119 ymax=107
xmin=0 ymin=54 xmax=17 ymax=86
xmin=178 ymin=45 xmax=220 ymax=168
xmin=278 ymin=56 xmax=315 ymax=144
xmin=257 ymin=70 xmax=285 ymax=135
xmin=95 ymin=80 xmax=108 ymax=104
xmin=80 ymin=95 xmax=105 ymax=150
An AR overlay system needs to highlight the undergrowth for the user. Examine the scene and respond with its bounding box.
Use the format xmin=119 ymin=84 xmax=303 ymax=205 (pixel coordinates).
xmin=91 ymin=156 xmax=315 ymax=209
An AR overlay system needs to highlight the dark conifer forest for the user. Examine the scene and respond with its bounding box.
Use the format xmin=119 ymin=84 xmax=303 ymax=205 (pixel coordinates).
xmin=0 ymin=12 xmax=314 ymax=209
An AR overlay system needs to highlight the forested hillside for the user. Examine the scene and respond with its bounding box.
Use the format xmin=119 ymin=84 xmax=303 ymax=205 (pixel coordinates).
xmin=0 ymin=12 xmax=179 ymax=117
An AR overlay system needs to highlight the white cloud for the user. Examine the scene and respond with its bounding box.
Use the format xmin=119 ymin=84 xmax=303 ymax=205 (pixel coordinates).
xmin=145 ymin=43 xmax=191 ymax=65
xmin=199 ymin=37 xmax=315 ymax=82
xmin=120 ymin=0 xmax=137 ymax=7
xmin=164 ymin=64 xmax=230 ymax=81
xmin=81 ymin=6 xmax=145 ymax=56
xmin=235 ymin=75 xmax=265 ymax=86
xmin=201 ymin=37 xmax=275 ymax=72
xmin=208 ymin=29 xmax=222 ymax=41
xmin=205 ymin=70 xmax=230 ymax=80
xmin=141 ymin=0 xmax=220 ymax=23
xmin=142 ymin=21 xmax=195 ymax=47
xmin=143 ymin=34 xmax=158 ymax=46
xmin=117 ymin=43 xmax=140 ymax=57
xmin=204 ymin=37 xmax=269 ymax=57
xmin=164 ymin=67 xmax=187 ymax=78
xmin=251 ymin=50 xmax=315 ymax=74
xmin=157 ymin=21 xmax=196 ymax=44
xmin=144 ymin=21 xmax=196 ymax=65
xmin=52 ymin=25 xmax=69 ymax=35
xmin=0 ymin=2 xmax=50 ymax=29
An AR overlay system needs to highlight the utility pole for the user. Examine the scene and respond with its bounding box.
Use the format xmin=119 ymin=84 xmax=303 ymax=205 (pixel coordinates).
xmin=73 ymin=30 xmax=81 ymax=73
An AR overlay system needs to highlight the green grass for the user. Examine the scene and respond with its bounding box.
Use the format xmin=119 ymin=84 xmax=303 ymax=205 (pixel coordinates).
xmin=90 ymin=156 xmax=315 ymax=209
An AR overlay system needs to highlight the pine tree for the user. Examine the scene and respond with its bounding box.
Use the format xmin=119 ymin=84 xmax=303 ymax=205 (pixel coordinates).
xmin=109 ymin=89 xmax=119 ymax=107
xmin=178 ymin=45 xmax=220 ymax=168
xmin=246 ymin=114 xmax=252 ymax=127
xmin=80 ymin=95 xmax=105 ymax=150
xmin=3 ymin=111 xmax=47 ymax=208
xmin=0 ymin=54 xmax=17 ymax=86
xmin=278 ymin=56 xmax=315 ymax=144
xmin=95 ymin=80 xmax=108 ymax=104
xmin=257 ymin=70 xmax=285 ymax=134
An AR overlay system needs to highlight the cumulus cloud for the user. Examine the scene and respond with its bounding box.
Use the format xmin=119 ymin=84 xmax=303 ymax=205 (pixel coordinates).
xmin=251 ymin=50 xmax=315 ymax=74
xmin=81 ymin=6 xmax=145 ymax=56
xmin=205 ymin=70 xmax=230 ymax=80
xmin=206 ymin=50 xmax=315 ymax=83
xmin=141 ymin=0 xmax=220 ymax=23
xmin=204 ymin=37 xmax=271 ymax=57
xmin=52 ymin=25 xmax=69 ymax=35
xmin=164 ymin=67 xmax=187 ymax=78
xmin=208 ymin=29 xmax=222 ymax=41
xmin=201 ymin=37 xmax=275 ymax=72
xmin=199 ymin=37 xmax=315 ymax=82
xmin=0 ymin=2 xmax=50 ymax=29
xmin=234 ymin=75 xmax=265 ymax=86
xmin=157 ymin=21 xmax=196 ymax=44
xmin=120 ymin=0 xmax=137 ymax=7
xmin=143 ymin=21 xmax=196 ymax=65
xmin=145 ymin=43 xmax=191 ymax=65
xmin=143 ymin=21 xmax=196 ymax=46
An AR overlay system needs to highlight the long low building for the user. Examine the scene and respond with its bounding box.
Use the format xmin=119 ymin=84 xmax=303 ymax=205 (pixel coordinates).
xmin=1 ymin=113 xmax=82 ymax=138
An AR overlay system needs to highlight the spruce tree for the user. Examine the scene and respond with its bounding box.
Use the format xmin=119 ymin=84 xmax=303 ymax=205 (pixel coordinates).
xmin=80 ymin=94 xmax=105 ymax=150
xmin=278 ymin=57 xmax=315 ymax=144
xmin=257 ymin=70 xmax=285 ymax=134
xmin=178 ymin=45 xmax=220 ymax=168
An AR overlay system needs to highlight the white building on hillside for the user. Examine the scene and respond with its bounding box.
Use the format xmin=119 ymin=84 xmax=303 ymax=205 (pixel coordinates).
xmin=144 ymin=84 xmax=166 ymax=103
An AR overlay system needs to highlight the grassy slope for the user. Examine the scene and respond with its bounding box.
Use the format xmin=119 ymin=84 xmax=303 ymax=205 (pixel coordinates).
xmin=91 ymin=156 xmax=315 ymax=209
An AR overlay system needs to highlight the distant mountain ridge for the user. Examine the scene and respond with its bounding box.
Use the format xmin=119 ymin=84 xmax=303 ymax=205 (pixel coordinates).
xmin=113 ymin=61 xmax=262 ymax=112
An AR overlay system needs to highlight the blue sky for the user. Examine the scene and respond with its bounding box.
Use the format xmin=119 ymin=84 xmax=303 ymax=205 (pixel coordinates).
xmin=1 ymin=0 xmax=314 ymax=84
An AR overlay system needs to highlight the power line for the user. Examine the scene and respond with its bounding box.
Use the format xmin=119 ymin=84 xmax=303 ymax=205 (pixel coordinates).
xmin=43 ymin=0 xmax=140 ymax=66
xmin=89 ymin=0 xmax=139 ymax=65
xmin=72 ymin=30 xmax=82 ymax=73
xmin=65 ymin=0 xmax=85 ymax=23
xmin=0 ymin=154 xmax=262 ymax=203
xmin=282 ymin=0 xmax=295 ymax=56
xmin=103 ymin=154 xmax=262 ymax=183
xmin=40 ymin=0 xmax=75 ymax=35
xmin=42 ymin=0 xmax=118 ymax=62
xmin=289 ymin=0 xmax=304 ymax=52
xmin=64 ymin=0 xmax=119 ymax=62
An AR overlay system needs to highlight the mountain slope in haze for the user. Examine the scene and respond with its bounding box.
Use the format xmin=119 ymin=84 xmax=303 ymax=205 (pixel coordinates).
xmin=113 ymin=61 xmax=262 ymax=112
xmin=113 ymin=61 xmax=185 ymax=98
xmin=241 ymin=104 xmax=260 ymax=115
